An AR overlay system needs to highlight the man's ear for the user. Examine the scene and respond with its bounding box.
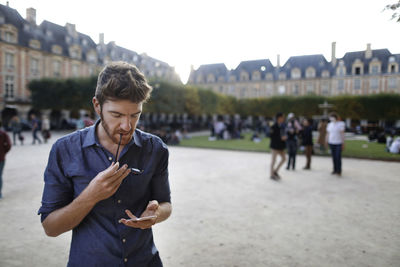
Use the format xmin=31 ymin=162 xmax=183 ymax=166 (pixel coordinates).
xmin=92 ymin=97 xmax=101 ymax=115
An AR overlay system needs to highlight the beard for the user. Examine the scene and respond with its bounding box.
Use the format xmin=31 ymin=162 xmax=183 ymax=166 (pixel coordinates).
xmin=100 ymin=111 xmax=133 ymax=145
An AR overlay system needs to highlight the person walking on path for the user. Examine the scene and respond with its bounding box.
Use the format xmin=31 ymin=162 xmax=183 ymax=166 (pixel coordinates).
xmin=9 ymin=115 xmax=23 ymax=145
xmin=0 ymin=121 xmax=11 ymax=198
xmin=41 ymin=116 xmax=51 ymax=144
xmin=30 ymin=114 xmax=42 ymax=145
xmin=301 ymin=118 xmax=314 ymax=170
xmin=270 ymin=112 xmax=287 ymax=180
xmin=326 ymin=112 xmax=345 ymax=176
xmin=285 ymin=113 xmax=301 ymax=170
xmin=317 ymin=118 xmax=328 ymax=153
xmin=38 ymin=62 xmax=172 ymax=267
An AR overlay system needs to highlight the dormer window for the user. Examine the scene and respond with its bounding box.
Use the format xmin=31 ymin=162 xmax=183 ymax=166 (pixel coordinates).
xmin=322 ymin=70 xmax=330 ymax=78
xmin=69 ymin=45 xmax=82 ymax=59
xmin=355 ymin=67 xmax=361 ymax=75
xmin=252 ymin=71 xmax=261 ymax=81
xmin=52 ymin=45 xmax=62 ymax=55
xmin=370 ymin=65 xmax=380 ymax=74
xmin=240 ymin=71 xmax=249 ymax=81
xmin=207 ymin=74 xmax=215 ymax=83
xmin=305 ymin=67 xmax=316 ymax=78
xmin=291 ymin=68 xmax=301 ymax=79
xmin=4 ymin=31 xmax=15 ymax=43
xmin=29 ymin=39 xmax=41 ymax=49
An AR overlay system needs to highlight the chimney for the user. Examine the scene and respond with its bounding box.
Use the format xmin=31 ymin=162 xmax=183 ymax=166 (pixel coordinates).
xmin=99 ymin=33 xmax=104 ymax=44
xmin=277 ymin=54 xmax=281 ymax=68
xmin=331 ymin=42 xmax=337 ymax=66
xmin=65 ymin=23 xmax=77 ymax=37
xmin=365 ymin=43 xmax=372 ymax=59
xmin=26 ymin=8 xmax=36 ymax=25
xmin=6 ymin=1 xmax=9 ymax=7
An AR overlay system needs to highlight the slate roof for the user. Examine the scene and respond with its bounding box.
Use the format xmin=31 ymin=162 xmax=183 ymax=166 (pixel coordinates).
xmin=189 ymin=63 xmax=228 ymax=82
xmin=0 ymin=4 xmax=97 ymax=62
xmin=233 ymin=59 xmax=275 ymax=80
xmin=280 ymin=54 xmax=331 ymax=78
xmin=341 ymin=49 xmax=394 ymax=75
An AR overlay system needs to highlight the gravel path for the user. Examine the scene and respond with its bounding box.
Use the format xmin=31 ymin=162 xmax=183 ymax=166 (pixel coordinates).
xmin=0 ymin=131 xmax=399 ymax=267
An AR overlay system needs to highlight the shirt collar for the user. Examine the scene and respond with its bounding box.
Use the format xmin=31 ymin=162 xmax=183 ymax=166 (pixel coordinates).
xmin=82 ymin=119 xmax=142 ymax=148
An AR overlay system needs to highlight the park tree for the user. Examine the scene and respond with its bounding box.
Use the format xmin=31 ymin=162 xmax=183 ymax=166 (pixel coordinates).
xmin=385 ymin=1 xmax=400 ymax=22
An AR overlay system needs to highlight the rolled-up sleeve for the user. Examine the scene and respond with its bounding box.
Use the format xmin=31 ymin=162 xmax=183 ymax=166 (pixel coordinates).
xmin=38 ymin=142 xmax=73 ymax=222
xmin=150 ymin=141 xmax=171 ymax=204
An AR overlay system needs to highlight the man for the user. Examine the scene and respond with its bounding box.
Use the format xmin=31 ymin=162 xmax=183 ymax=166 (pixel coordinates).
xmin=38 ymin=62 xmax=172 ymax=266
xmin=31 ymin=114 xmax=42 ymax=144
xmin=326 ymin=112 xmax=345 ymax=176
xmin=270 ymin=112 xmax=287 ymax=180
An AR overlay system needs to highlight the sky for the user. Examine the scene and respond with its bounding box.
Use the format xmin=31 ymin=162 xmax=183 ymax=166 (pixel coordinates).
xmin=7 ymin=0 xmax=400 ymax=83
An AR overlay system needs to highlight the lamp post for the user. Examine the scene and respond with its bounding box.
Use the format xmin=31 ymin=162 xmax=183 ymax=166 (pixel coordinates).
xmin=318 ymin=101 xmax=334 ymax=118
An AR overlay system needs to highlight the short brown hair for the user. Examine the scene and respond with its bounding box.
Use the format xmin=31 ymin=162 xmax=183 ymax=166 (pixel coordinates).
xmin=95 ymin=61 xmax=152 ymax=106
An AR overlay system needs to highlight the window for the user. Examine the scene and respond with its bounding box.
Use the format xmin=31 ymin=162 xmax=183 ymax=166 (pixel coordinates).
xmin=5 ymin=52 xmax=14 ymax=69
xmin=52 ymin=45 xmax=62 ymax=55
xmin=338 ymin=79 xmax=344 ymax=91
xmin=370 ymin=65 xmax=379 ymax=74
xmin=355 ymin=67 xmax=361 ymax=75
xmin=240 ymin=88 xmax=246 ymax=98
xmin=337 ymin=66 xmax=345 ymax=76
xmin=229 ymin=75 xmax=236 ymax=82
xmin=53 ymin=60 xmax=61 ymax=77
xmin=354 ymin=79 xmax=361 ymax=90
xmin=240 ymin=72 xmax=249 ymax=81
xmin=291 ymin=68 xmax=301 ymax=79
xmin=389 ymin=64 xmax=397 ymax=73
xmin=322 ymin=70 xmax=330 ymax=78
xmin=29 ymin=40 xmax=41 ymax=49
xmin=72 ymin=64 xmax=80 ymax=77
xmin=4 ymin=31 xmax=15 ymax=42
xmin=322 ymin=82 xmax=329 ymax=95
xmin=293 ymin=84 xmax=300 ymax=95
xmin=252 ymin=71 xmax=261 ymax=81
xmin=5 ymin=75 xmax=14 ymax=99
xmin=207 ymin=74 xmax=215 ymax=83
xmin=266 ymin=73 xmax=273 ymax=80
xmin=389 ymin=77 xmax=397 ymax=89
xmin=260 ymin=66 xmax=266 ymax=72
xmin=278 ymin=85 xmax=285 ymax=95
xmin=306 ymin=83 xmax=314 ymax=93
xmin=305 ymin=67 xmax=316 ymax=78
xmin=196 ymin=75 xmax=203 ymax=83
xmin=279 ymin=72 xmax=286 ymax=80
xmin=370 ymin=78 xmax=379 ymax=90
xmin=30 ymin=58 xmax=39 ymax=76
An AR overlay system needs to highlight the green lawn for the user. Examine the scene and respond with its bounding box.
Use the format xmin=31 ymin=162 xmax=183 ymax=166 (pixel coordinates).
xmin=178 ymin=133 xmax=400 ymax=161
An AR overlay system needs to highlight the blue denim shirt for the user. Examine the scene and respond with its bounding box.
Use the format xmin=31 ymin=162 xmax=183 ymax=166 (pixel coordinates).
xmin=38 ymin=121 xmax=171 ymax=267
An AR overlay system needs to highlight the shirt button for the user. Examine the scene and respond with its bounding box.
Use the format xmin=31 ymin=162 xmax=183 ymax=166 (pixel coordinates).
xmin=117 ymin=200 xmax=121 ymax=204
xmin=124 ymin=258 xmax=128 ymax=262
xmin=108 ymin=156 xmax=112 ymax=161
xmin=122 ymin=238 xmax=126 ymax=243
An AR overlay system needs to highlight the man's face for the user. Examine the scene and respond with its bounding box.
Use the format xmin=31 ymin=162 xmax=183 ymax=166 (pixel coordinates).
xmin=277 ymin=115 xmax=285 ymax=124
xmin=93 ymin=98 xmax=142 ymax=145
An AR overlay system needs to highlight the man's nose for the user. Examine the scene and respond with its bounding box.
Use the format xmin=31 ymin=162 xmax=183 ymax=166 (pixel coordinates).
xmin=120 ymin=118 xmax=132 ymax=132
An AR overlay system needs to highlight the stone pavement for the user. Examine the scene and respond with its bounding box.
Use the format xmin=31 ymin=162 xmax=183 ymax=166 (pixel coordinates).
xmin=0 ymin=131 xmax=399 ymax=267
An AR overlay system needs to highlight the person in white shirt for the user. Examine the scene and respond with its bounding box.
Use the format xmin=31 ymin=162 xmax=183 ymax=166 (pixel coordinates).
xmin=389 ymin=137 xmax=400 ymax=154
xmin=326 ymin=112 xmax=345 ymax=176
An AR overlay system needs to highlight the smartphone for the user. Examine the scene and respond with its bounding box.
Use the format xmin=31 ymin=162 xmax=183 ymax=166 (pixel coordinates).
xmin=131 ymin=168 xmax=143 ymax=175
xmin=132 ymin=215 xmax=156 ymax=222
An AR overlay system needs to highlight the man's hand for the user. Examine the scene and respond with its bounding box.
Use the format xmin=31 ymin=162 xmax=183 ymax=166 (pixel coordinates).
xmin=119 ymin=200 xmax=160 ymax=229
xmin=85 ymin=162 xmax=131 ymax=204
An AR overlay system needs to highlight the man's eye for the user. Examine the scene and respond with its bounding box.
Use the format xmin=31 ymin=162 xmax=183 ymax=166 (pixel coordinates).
xmin=113 ymin=114 xmax=121 ymax=118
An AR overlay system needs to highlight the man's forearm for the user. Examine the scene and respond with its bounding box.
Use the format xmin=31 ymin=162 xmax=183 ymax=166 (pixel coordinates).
xmin=155 ymin=202 xmax=172 ymax=224
xmin=42 ymin=190 xmax=98 ymax=237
